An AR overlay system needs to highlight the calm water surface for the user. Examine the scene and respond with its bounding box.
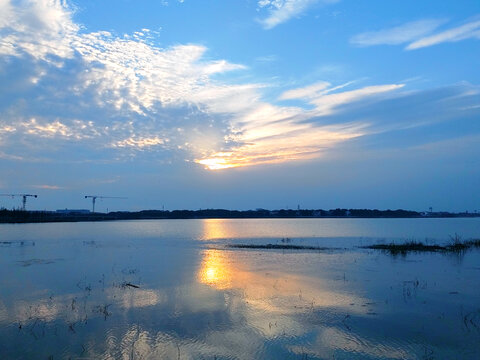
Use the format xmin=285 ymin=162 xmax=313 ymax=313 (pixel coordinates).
xmin=0 ymin=218 xmax=479 ymax=359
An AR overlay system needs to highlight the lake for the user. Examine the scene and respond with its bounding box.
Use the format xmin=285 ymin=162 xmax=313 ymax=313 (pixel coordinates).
xmin=1 ymin=218 xmax=479 ymax=359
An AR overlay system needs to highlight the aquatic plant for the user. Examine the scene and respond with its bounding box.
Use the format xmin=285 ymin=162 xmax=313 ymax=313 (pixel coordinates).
xmin=227 ymin=244 xmax=328 ymax=250
xmin=364 ymin=237 xmax=480 ymax=255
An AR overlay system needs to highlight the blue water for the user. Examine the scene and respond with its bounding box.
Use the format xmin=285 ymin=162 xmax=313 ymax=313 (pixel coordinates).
xmin=0 ymin=218 xmax=479 ymax=359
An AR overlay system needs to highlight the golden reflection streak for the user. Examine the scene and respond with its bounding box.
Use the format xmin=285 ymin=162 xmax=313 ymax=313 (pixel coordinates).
xmin=201 ymin=219 xmax=235 ymax=240
xmin=198 ymin=249 xmax=233 ymax=290
xmin=197 ymin=249 xmax=365 ymax=315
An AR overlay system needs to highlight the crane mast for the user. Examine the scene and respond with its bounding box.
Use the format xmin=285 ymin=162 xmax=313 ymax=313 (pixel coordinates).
xmin=84 ymin=195 xmax=126 ymax=213
xmin=0 ymin=194 xmax=38 ymax=211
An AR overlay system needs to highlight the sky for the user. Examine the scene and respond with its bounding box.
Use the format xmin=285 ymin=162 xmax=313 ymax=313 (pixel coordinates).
xmin=0 ymin=0 xmax=479 ymax=212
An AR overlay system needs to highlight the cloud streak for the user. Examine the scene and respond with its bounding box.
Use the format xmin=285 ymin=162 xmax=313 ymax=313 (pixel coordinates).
xmin=257 ymin=0 xmax=339 ymax=29
xmin=350 ymin=19 xmax=445 ymax=46
xmin=279 ymin=81 xmax=404 ymax=116
xmin=351 ymin=17 xmax=480 ymax=50
xmin=196 ymin=82 xmax=404 ymax=169
xmin=407 ymin=19 xmax=480 ymax=50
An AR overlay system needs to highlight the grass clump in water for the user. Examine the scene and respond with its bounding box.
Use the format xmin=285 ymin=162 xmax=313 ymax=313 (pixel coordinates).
xmin=364 ymin=241 xmax=444 ymax=255
xmin=227 ymin=244 xmax=328 ymax=250
xmin=364 ymin=234 xmax=480 ymax=255
xmin=446 ymin=234 xmax=480 ymax=252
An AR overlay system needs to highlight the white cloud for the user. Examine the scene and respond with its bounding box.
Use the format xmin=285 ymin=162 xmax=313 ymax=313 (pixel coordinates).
xmin=350 ymin=19 xmax=445 ymax=46
xmin=0 ymin=0 xmax=379 ymax=171
xmin=0 ymin=0 xmax=252 ymax=159
xmin=0 ymin=0 xmax=78 ymax=60
xmin=20 ymin=118 xmax=99 ymax=139
xmin=0 ymin=0 xmax=13 ymax=28
xmin=258 ymin=0 xmax=339 ymax=29
xmin=351 ymin=17 xmax=480 ymax=50
xmin=407 ymin=19 xmax=480 ymax=50
xmin=1 ymin=0 xmax=477 ymax=174
xmin=32 ymin=184 xmax=64 ymax=190
xmin=194 ymin=80 xmax=405 ymax=169
xmin=309 ymin=84 xmax=405 ymax=116
xmin=111 ymin=136 xmax=166 ymax=149
xmin=279 ymin=82 xmax=404 ymax=116
xmin=279 ymin=81 xmax=330 ymax=100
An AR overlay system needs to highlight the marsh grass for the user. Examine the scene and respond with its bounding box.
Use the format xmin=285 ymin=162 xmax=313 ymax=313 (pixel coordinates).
xmin=227 ymin=244 xmax=328 ymax=250
xmin=364 ymin=235 xmax=480 ymax=255
xmin=364 ymin=241 xmax=444 ymax=255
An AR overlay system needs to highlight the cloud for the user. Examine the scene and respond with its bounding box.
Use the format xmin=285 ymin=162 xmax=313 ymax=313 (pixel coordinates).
xmin=195 ymin=82 xmax=405 ymax=170
xmin=0 ymin=0 xmax=248 ymax=161
xmin=111 ymin=136 xmax=166 ymax=149
xmin=255 ymin=54 xmax=278 ymax=63
xmin=279 ymin=81 xmax=404 ymax=116
xmin=308 ymin=84 xmax=405 ymax=116
xmin=351 ymin=17 xmax=480 ymax=50
xmin=407 ymin=19 xmax=480 ymax=50
xmin=32 ymin=184 xmax=64 ymax=190
xmin=1 ymin=0 xmax=378 ymax=171
xmin=279 ymin=81 xmax=331 ymax=100
xmin=0 ymin=0 xmax=78 ymax=60
xmin=350 ymin=19 xmax=445 ymax=46
xmin=258 ymin=0 xmax=339 ymax=29
xmin=20 ymin=118 xmax=98 ymax=139
xmin=1 ymin=0 xmax=478 ymax=176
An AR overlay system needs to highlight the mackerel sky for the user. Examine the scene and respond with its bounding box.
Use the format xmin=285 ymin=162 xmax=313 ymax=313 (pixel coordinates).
xmin=0 ymin=0 xmax=479 ymax=212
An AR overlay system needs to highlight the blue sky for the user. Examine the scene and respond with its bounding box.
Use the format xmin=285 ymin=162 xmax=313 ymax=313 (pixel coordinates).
xmin=0 ymin=0 xmax=479 ymax=212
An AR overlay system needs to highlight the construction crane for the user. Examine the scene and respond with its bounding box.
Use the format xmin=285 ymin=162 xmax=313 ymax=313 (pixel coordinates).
xmin=84 ymin=195 xmax=126 ymax=213
xmin=0 ymin=194 xmax=38 ymax=211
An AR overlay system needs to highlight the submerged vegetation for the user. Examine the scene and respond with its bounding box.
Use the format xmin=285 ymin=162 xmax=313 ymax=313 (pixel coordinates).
xmin=227 ymin=244 xmax=329 ymax=250
xmin=364 ymin=235 xmax=480 ymax=255
xmin=228 ymin=234 xmax=480 ymax=255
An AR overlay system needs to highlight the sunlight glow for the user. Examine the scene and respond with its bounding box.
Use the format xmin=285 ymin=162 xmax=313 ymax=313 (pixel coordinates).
xmin=198 ymin=249 xmax=232 ymax=289
xmin=196 ymin=248 xmax=366 ymax=321
xmin=196 ymin=150 xmax=320 ymax=170
xmin=201 ymin=219 xmax=235 ymax=240
xmin=195 ymin=125 xmax=364 ymax=170
xmin=196 ymin=154 xmax=237 ymax=170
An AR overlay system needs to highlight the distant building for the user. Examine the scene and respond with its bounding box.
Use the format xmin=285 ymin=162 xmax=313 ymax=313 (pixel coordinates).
xmin=56 ymin=209 xmax=91 ymax=214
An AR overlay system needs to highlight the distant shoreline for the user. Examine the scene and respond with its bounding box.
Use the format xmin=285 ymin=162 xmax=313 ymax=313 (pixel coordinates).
xmin=1 ymin=208 xmax=478 ymax=224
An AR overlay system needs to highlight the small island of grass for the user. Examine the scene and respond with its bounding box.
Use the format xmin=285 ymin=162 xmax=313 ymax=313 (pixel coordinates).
xmin=363 ymin=238 xmax=480 ymax=255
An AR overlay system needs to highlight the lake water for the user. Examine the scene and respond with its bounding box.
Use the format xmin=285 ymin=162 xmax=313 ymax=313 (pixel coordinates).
xmin=1 ymin=218 xmax=479 ymax=359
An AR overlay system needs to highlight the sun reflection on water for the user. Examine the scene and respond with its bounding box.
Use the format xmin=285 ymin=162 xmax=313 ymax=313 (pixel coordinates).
xmin=197 ymin=248 xmax=365 ymax=317
xmin=198 ymin=249 xmax=233 ymax=289
xmin=201 ymin=219 xmax=234 ymax=240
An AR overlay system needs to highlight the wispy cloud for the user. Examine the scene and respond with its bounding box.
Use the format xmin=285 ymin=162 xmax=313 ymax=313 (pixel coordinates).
xmin=279 ymin=81 xmax=404 ymax=115
xmin=196 ymin=82 xmax=404 ymax=169
xmin=32 ymin=184 xmax=64 ymax=190
xmin=258 ymin=0 xmax=339 ymax=29
xmin=407 ymin=19 xmax=480 ymax=50
xmin=309 ymin=84 xmax=405 ymax=116
xmin=351 ymin=17 xmax=480 ymax=50
xmin=279 ymin=81 xmax=331 ymax=100
xmin=255 ymin=54 xmax=278 ymax=63
xmin=350 ymin=19 xmax=445 ymax=46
